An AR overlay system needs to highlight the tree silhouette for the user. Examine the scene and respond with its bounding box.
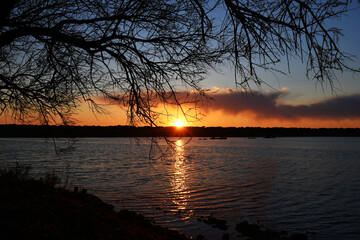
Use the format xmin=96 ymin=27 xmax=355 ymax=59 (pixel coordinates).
xmin=0 ymin=0 xmax=358 ymax=126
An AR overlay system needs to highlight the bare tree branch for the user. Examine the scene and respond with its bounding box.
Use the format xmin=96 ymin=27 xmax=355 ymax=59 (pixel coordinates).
xmin=0 ymin=0 xmax=358 ymax=126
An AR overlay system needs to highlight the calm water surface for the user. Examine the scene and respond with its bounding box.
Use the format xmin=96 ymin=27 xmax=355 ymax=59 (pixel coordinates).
xmin=1 ymin=137 xmax=360 ymax=240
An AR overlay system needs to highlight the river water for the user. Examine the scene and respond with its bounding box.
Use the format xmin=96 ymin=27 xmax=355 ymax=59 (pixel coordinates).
xmin=1 ymin=137 xmax=359 ymax=240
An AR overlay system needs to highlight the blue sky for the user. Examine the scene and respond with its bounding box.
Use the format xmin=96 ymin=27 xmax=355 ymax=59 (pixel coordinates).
xmin=202 ymin=2 xmax=360 ymax=105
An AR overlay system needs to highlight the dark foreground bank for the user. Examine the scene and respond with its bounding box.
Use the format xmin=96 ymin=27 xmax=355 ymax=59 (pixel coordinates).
xmin=0 ymin=167 xmax=188 ymax=240
xmin=0 ymin=166 xmax=309 ymax=240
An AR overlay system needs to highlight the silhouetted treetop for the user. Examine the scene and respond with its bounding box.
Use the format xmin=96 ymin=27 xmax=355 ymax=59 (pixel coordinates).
xmin=0 ymin=0 xmax=358 ymax=125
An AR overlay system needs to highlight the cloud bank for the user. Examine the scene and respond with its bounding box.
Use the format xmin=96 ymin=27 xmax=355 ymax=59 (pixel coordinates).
xmin=206 ymin=91 xmax=360 ymax=120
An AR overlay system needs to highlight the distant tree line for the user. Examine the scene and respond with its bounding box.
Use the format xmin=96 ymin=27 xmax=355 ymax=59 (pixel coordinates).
xmin=1 ymin=125 xmax=359 ymax=138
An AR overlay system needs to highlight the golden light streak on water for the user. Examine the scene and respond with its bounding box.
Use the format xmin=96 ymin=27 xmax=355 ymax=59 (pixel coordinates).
xmin=170 ymin=139 xmax=193 ymax=220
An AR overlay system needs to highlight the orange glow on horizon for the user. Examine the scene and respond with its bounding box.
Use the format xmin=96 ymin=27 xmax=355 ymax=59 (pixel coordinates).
xmin=2 ymin=110 xmax=360 ymax=128
xmin=1 ymin=101 xmax=360 ymax=128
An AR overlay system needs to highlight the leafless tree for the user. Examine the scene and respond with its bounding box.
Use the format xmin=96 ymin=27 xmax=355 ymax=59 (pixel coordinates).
xmin=0 ymin=0 xmax=358 ymax=126
xmin=222 ymin=0 xmax=358 ymax=90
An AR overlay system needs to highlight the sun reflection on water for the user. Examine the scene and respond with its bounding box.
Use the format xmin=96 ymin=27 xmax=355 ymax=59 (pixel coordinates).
xmin=171 ymin=139 xmax=193 ymax=220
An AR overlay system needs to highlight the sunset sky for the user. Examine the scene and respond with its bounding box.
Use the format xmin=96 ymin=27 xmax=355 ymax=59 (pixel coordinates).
xmin=1 ymin=3 xmax=360 ymax=128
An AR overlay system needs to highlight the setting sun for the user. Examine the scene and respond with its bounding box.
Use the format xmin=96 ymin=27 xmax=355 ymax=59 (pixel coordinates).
xmin=174 ymin=119 xmax=185 ymax=128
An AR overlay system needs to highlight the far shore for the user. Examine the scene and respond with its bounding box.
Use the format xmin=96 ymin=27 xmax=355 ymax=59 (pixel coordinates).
xmin=1 ymin=124 xmax=360 ymax=138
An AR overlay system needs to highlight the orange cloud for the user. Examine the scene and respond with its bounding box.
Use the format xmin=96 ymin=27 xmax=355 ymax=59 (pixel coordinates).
xmin=2 ymin=89 xmax=360 ymax=128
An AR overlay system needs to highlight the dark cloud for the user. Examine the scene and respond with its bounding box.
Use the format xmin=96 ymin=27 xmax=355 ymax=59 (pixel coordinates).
xmin=206 ymin=91 xmax=360 ymax=120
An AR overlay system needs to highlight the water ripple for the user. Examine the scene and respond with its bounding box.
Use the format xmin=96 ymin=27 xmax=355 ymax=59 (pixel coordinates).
xmin=1 ymin=137 xmax=360 ymax=240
